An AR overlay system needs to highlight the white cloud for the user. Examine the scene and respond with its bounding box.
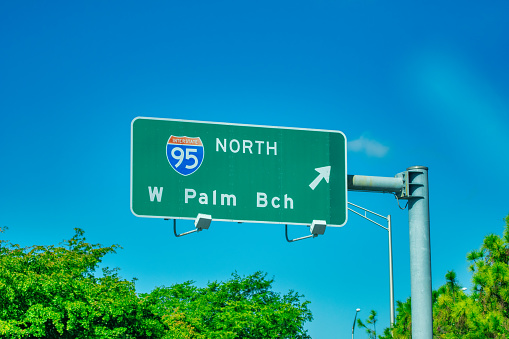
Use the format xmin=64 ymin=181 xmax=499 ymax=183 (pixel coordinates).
xmin=348 ymin=135 xmax=389 ymax=158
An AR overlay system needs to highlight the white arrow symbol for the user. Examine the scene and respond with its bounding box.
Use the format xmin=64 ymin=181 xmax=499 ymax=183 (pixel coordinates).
xmin=309 ymin=166 xmax=331 ymax=190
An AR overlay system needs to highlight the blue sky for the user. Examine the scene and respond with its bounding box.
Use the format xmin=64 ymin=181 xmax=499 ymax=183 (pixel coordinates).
xmin=1 ymin=1 xmax=509 ymax=338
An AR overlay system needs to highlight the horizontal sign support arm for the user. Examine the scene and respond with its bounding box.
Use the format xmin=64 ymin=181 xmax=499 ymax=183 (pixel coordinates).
xmin=347 ymin=174 xmax=404 ymax=194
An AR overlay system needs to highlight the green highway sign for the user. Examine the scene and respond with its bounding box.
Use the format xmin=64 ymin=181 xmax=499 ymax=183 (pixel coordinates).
xmin=130 ymin=117 xmax=348 ymax=226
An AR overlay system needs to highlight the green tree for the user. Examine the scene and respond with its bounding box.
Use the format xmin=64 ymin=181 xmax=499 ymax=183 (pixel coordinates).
xmin=387 ymin=297 xmax=412 ymax=339
xmin=0 ymin=227 xmax=162 ymax=338
xmin=432 ymin=270 xmax=471 ymax=338
xmin=357 ymin=309 xmax=378 ymax=339
xmin=0 ymin=227 xmax=313 ymax=339
xmin=380 ymin=213 xmax=509 ymax=338
xmin=142 ymin=271 xmax=313 ymax=339
xmin=462 ymin=214 xmax=509 ymax=337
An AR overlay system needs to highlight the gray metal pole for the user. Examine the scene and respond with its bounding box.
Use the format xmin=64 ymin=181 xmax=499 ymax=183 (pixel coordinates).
xmin=352 ymin=308 xmax=360 ymax=339
xmin=348 ymin=168 xmax=432 ymax=338
xmin=407 ymin=166 xmax=432 ymax=339
xmin=388 ymin=214 xmax=395 ymax=328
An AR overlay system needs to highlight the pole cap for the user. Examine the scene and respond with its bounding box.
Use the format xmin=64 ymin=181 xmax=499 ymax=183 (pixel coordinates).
xmin=407 ymin=165 xmax=428 ymax=171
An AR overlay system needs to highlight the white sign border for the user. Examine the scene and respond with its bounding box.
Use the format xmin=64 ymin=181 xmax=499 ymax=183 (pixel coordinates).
xmin=130 ymin=116 xmax=348 ymax=227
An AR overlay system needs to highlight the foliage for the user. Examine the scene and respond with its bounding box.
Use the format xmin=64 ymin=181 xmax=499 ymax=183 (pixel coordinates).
xmin=378 ymin=297 xmax=411 ymax=339
xmin=379 ymin=213 xmax=509 ymax=338
xmin=0 ymin=227 xmax=161 ymax=338
xmin=357 ymin=309 xmax=377 ymax=339
xmin=141 ymin=271 xmax=313 ymax=339
xmin=0 ymin=227 xmax=313 ymax=338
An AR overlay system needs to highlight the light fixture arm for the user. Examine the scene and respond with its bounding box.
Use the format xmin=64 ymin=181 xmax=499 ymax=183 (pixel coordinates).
xmin=348 ymin=202 xmax=395 ymax=329
xmin=285 ymin=220 xmax=327 ymax=242
xmin=285 ymin=224 xmax=315 ymax=242
xmin=172 ymin=214 xmax=212 ymax=237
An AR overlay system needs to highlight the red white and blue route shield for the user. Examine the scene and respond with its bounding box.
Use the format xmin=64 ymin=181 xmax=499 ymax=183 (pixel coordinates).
xmin=166 ymin=136 xmax=204 ymax=176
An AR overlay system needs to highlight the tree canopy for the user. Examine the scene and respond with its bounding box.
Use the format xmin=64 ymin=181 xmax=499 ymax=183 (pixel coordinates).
xmin=142 ymin=271 xmax=312 ymax=339
xmin=378 ymin=213 xmax=509 ymax=338
xmin=0 ymin=227 xmax=312 ymax=339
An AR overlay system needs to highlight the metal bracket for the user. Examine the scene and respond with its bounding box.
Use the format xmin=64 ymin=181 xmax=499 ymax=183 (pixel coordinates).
xmin=405 ymin=168 xmax=426 ymax=199
xmin=348 ymin=202 xmax=388 ymax=230
xmin=172 ymin=213 xmax=212 ymax=237
xmin=285 ymin=220 xmax=327 ymax=242
xmin=394 ymin=171 xmax=408 ymax=199
xmin=395 ymin=169 xmax=426 ymax=200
